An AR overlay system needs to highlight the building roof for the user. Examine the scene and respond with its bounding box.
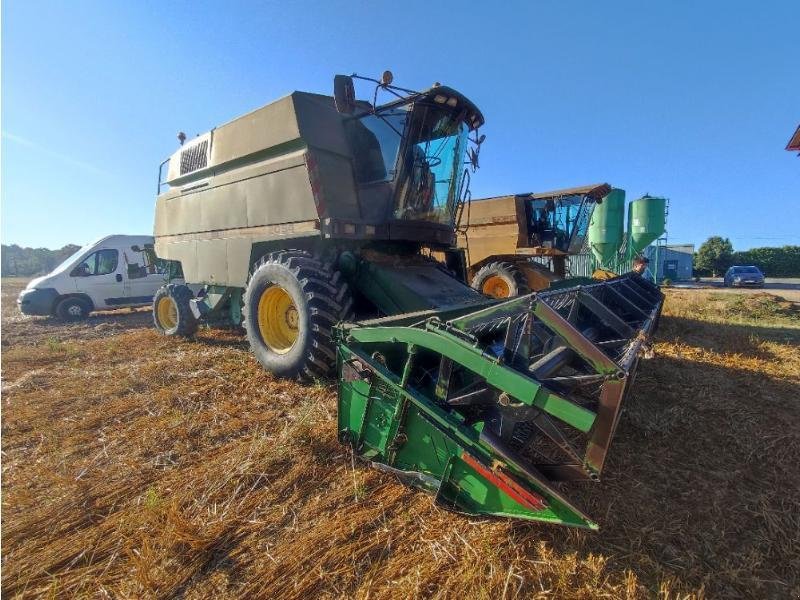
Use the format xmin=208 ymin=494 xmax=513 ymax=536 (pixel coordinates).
xmin=786 ymin=124 xmax=800 ymax=152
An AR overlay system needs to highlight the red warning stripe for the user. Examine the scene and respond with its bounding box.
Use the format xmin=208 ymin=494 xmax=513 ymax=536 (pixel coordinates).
xmin=461 ymin=452 xmax=548 ymax=511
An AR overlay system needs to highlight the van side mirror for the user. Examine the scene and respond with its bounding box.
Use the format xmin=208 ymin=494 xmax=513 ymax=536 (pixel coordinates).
xmin=334 ymin=75 xmax=356 ymax=114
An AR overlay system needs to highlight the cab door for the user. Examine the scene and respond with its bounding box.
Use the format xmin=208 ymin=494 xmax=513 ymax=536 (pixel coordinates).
xmin=69 ymin=248 xmax=123 ymax=310
xmin=121 ymin=246 xmax=168 ymax=305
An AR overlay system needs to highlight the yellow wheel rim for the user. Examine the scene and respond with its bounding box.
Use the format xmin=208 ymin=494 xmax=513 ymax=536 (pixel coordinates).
xmin=156 ymin=296 xmax=178 ymax=329
xmin=257 ymin=285 xmax=299 ymax=354
xmin=482 ymin=275 xmax=511 ymax=299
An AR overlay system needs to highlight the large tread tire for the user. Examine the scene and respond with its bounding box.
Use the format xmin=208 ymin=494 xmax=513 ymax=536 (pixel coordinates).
xmin=471 ymin=261 xmax=531 ymax=299
xmin=153 ymin=284 xmax=198 ymax=337
xmin=243 ymin=249 xmax=352 ymax=380
xmin=55 ymin=296 xmax=91 ymax=321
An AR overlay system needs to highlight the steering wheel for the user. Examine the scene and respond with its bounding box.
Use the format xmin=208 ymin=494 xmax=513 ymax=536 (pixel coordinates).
xmin=414 ymin=154 xmax=441 ymax=168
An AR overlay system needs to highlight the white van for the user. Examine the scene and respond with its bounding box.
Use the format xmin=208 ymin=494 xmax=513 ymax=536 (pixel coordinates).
xmin=17 ymin=234 xmax=174 ymax=320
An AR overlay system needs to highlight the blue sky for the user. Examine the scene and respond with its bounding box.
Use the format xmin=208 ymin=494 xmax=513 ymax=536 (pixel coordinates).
xmin=2 ymin=0 xmax=798 ymax=251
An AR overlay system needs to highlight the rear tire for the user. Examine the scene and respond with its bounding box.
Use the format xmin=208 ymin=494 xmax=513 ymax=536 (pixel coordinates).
xmin=55 ymin=297 xmax=91 ymax=321
xmin=243 ymin=250 xmax=352 ymax=380
xmin=471 ymin=262 xmax=531 ymax=299
xmin=153 ymin=284 xmax=198 ymax=337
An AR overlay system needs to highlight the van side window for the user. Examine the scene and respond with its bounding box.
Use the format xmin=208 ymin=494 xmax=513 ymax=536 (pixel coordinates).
xmin=72 ymin=249 xmax=119 ymax=277
xmin=124 ymin=245 xmax=166 ymax=279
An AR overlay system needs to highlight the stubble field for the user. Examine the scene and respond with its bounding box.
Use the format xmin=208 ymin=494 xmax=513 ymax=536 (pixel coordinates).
xmin=2 ymin=277 xmax=799 ymax=599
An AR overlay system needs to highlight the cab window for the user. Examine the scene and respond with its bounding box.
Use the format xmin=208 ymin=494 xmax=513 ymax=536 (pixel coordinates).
xmin=72 ymin=249 xmax=119 ymax=277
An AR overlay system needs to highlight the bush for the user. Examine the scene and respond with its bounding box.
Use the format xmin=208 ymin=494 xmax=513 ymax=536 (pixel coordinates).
xmin=730 ymin=246 xmax=800 ymax=277
xmin=693 ymin=244 xmax=800 ymax=278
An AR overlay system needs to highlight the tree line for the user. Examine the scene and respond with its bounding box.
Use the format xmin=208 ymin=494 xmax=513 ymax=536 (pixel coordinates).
xmin=1 ymin=244 xmax=81 ymax=277
xmin=694 ymin=237 xmax=800 ymax=277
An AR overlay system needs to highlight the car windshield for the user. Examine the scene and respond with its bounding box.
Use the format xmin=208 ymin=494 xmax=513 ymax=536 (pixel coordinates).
xmin=734 ymin=267 xmax=761 ymax=274
xmin=347 ymin=102 xmax=469 ymax=226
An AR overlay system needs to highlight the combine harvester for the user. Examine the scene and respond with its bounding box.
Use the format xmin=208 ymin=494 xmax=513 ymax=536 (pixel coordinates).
xmin=152 ymin=73 xmax=663 ymax=529
xmin=458 ymin=186 xmax=667 ymax=298
xmin=460 ymin=184 xmax=610 ymax=296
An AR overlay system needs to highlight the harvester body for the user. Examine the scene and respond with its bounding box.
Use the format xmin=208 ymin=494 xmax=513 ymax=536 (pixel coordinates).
xmin=155 ymin=88 xmax=482 ymax=289
xmin=152 ymin=77 xmax=488 ymax=377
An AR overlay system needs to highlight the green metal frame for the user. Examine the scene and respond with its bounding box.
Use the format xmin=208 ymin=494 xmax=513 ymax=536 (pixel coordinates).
xmin=336 ymin=273 xmax=664 ymax=529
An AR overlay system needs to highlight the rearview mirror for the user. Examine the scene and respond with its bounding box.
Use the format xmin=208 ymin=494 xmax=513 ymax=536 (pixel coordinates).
xmin=333 ymin=75 xmax=356 ymax=114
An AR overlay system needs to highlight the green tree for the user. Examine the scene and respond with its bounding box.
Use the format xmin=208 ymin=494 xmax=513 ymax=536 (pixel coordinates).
xmin=1 ymin=243 xmax=80 ymax=277
xmin=731 ymin=245 xmax=800 ymax=277
xmin=695 ymin=236 xmax=734 ymax=277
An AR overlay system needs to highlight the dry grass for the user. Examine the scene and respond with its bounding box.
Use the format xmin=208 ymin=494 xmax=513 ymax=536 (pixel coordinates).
xmin=2 ymin=280 xmax=799 ymax=599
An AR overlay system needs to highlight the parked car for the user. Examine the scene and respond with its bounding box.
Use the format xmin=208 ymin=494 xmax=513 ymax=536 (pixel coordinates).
xmin=723 ymin=265 xmax=765 ymax=288
xmin=17 ymin=234 xmax=176 ymax=320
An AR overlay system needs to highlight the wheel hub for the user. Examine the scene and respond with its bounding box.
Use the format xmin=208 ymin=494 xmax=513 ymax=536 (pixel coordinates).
xmin=482 ymin=275 xmax=511 ymax=299
xmin=257 ymin=285 xmax=299 ymax=354
xmin=156 ymin=296 xmax=178 ymax=329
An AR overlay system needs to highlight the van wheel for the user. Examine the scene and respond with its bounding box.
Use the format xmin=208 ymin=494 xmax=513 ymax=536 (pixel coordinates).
xmin=471 ymin=262 xmax=531 ymax=299
xmin=243 ymin=250 xmax=352 ymax=380
xmin=56 ymin=297 xmax=91 ymax=321
xmin=153 ymin=284 xmax=197 ymax=337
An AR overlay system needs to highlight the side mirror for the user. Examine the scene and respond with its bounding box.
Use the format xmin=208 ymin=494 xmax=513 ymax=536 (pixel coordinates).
xmin=334 ymin=75 xmax=356 ymax=114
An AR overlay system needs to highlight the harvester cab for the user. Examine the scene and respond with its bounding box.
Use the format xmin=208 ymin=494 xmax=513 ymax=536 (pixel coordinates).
xmin=328 ymin=72 xmax=484 ymax=247
xmin=525 ymin=191 xmax=598 ymax=255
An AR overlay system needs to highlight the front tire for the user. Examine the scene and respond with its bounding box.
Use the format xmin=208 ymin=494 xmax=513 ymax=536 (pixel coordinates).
xmin=243 ymin=250 xmax=352 ymax=380
xmin=471 ymin=261 xmax=531 ymax=299
xmin=153 ymin=284 xmax=198 ymax=337
xmin=55 ymin=297 xmax=91 ymax=321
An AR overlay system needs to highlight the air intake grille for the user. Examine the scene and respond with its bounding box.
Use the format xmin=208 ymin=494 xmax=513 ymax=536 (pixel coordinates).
xmin=180 ymin=140 xmax=208 ymax=175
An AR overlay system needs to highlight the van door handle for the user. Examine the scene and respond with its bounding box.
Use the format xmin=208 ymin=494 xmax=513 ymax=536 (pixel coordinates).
xmin=116 ymin=274 xmax=123 ymax=282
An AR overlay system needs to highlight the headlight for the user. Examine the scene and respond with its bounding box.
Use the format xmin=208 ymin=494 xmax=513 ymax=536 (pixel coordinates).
xmin=734 ymin=276 xmax=741 ymax=282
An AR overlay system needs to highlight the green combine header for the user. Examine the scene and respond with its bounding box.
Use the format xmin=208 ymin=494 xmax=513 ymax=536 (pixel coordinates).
xmin=337 ymin=273 xmax=662 ymax=529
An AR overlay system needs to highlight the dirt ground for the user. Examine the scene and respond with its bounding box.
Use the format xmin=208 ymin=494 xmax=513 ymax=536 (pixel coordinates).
xmin=2 ymin=278 xmax=799 ymax=599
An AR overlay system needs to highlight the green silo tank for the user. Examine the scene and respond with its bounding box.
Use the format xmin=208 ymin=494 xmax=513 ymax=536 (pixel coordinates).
xmin=588 ymin=188 xmax=625 ymax=265
xmin=628 ymin=196 xmax=666 ymax=254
